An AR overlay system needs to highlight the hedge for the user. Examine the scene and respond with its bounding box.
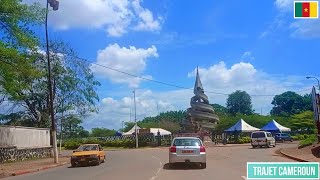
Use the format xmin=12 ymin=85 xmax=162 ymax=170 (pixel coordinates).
xmin=63 ymin=138 xmax=148 ymax=150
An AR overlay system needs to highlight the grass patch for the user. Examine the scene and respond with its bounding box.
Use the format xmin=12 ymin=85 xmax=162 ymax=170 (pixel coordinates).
xmin=299 ymin=134 xmax=317 ymax=148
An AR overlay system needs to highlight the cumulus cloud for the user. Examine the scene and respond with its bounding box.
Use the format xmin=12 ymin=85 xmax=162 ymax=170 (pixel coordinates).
xmin=90 ymin=43 xmax=158 ymax=88
xmin=23 ymin=0 xmax=162 ymax=37
xmin=82 ymin=89 xmax=175 ymax=130
xmin=85 ymin=61 xmax=311 ymax=130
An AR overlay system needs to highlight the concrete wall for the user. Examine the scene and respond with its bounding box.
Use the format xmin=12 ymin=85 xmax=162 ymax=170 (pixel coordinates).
xmin=0 ymin=126 xmax=50 ymax=148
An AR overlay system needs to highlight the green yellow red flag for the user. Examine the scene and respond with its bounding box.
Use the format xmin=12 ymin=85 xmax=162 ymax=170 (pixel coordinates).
xmin=294 ymin=1 xmax=318 ymax=18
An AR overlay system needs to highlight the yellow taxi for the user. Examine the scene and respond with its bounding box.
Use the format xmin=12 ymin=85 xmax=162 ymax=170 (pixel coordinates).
xmin=70 ymin=144 xmax=106 ymax=167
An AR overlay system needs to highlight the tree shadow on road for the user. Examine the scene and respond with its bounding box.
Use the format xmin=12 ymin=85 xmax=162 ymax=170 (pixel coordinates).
xmin=163 ymin=163 xmax=203 ymax=170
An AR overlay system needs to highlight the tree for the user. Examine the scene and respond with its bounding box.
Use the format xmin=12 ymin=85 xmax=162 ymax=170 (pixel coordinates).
xmin=0 ymin=0 xmax=45 ymax=115
xmin=120 ymin=122 xmax=135 ymax=132
xmin=270 ymin=91 xmax=312 ymax=116
xmin=289 ymin=111 xmax=315 ymax=133
xmin=226 ymin=90 xmax=253 ymax=115
xmin=211 ymin=103 xmax=227 ymax=115
xmin=91 ymin=128 xmax=116 ymax=137
xmin=1 ymin=41 xmax=100 ymax=127
xmin=59 ymin=115 xmax=89 ymax=138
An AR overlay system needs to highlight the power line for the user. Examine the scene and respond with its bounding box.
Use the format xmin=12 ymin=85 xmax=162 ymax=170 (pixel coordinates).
xmin=72 ymin=55 xmax=314 ymax=97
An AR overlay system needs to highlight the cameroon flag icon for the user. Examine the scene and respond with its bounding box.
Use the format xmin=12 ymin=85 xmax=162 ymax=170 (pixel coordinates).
xmin=294 ymin=1 xmax=318 ymax=18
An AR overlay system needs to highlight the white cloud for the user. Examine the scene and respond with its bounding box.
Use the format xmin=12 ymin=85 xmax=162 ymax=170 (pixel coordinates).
xmin=275 ymin=0 xmax=294 ymax=12
xmin=132 ymin=0 xmax=162 ymax=31
xmin=24 ymin=0 xmax=162 ymax=37
xmin=241 ymin=51 xmax=255 ymax=61
xmin=83 ymin=89 xmax=175 ymax=130
xmin=85 ymin=61 xmax=312 ymax=130
xmin=264 ymin=0 xmax=320 ymax=38
xmin=90 ymin=43 xmax=158 ymax=88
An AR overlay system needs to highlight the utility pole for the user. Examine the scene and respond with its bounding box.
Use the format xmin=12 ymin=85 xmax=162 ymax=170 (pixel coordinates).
xmin=133 ymin=90 xmax=138 ymax=148
xmin=46 ymin=0 xmax=59 ymax=163
xmin=59 ymin=111 xmax=63 ymax=154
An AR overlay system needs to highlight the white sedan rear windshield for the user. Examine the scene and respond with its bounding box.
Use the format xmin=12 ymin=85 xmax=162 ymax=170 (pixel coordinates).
xmin=173 ymin=139 xmax=201 ymax=146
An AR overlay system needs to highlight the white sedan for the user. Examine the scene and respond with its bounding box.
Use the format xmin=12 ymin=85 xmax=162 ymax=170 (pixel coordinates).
xmin=169 ymin=137 xmax=206 ymax=169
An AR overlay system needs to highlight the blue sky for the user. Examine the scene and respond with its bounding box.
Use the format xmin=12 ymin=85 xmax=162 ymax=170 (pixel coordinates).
xmin=24 ymin=0 xmax=320 ymax=130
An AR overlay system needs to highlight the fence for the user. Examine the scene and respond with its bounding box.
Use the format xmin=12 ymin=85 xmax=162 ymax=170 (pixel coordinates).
xmin=0 ymin=126 xmax=51 ymax=148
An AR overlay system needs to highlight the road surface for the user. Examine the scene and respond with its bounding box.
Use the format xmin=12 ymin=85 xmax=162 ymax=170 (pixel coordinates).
xmin=5 ymin=143 xmax=297 ymax=180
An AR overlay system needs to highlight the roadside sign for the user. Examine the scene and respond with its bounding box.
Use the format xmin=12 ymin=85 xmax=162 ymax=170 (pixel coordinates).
xmin=311 ymin=86 xmax=320 ymax=122
xmin=247 ymin=162 xmax=320 ymax=179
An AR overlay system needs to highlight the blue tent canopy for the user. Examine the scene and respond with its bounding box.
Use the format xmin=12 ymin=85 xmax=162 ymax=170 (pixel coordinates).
xmin=261 ymin=120 xmax=291 ymax=133
xmin=224 ymin=119 xmax=259 ymax=133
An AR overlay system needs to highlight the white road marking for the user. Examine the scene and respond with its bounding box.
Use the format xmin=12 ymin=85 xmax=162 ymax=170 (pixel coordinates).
xmin=241 ymin=176 xmax=247 ymax=180
xmin=150 ymin=155 xmax=163 ymax=180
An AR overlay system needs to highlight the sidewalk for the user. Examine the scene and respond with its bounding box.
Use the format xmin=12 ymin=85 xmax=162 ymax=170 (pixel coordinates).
xmin=0 ymin=157 xmax=70 ymax=179
xmin=280 ymin=145 xmax=320 ymax=162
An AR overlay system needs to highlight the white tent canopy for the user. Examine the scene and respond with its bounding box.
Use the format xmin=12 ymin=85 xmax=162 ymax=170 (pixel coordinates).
xmin=149 ymin=128 xmax=171 ymax=136
xmin=224 ymin=119 xmax=260 ymax=132
xmin=261 ymin=120 xmax=291 ymax=132
xmin=122 ymin=124 xmax=141 ymax=135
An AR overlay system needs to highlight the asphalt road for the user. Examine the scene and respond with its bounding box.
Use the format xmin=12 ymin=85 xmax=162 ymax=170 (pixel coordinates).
xmin=5 ymin=143 xmax=297 ymax=180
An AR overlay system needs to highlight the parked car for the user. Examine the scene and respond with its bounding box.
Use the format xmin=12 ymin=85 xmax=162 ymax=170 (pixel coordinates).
xmin=169 ymin=137 xmax=206 ymax=169
xmin=251 ymin=131 xmax=276 ymax=148
xmin=274 ymin=133 xmax=293 ymax=142
xmin=70 ymin=144 xmax=106 ymax=167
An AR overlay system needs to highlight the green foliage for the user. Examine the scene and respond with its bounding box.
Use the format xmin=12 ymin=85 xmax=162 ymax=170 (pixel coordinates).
xmin=292 ymin=134 xmax=311 ymax=141
xmin=238 ymin=136 xmax=251 ymax=144
xmin=226 ymin=90 xmax=254 ymax=115
xmin=299 ymin=134 xmax=317 ymax=148
xmin=59 ymin=115 xmax=89 ymax=139
xmin=211 ymin=103 xmax=228 ymax=116
xmin=91 ymin=128 xmax=116 ymax=137
xmin=120 ymin=122 xmax=135 ymax=132
xmin=1 ymin=40 xmax=100 ymax=127
xmin=271 ymin=91 xmax=312 ymax=116
xmin=63 ymin=138 xmax=145 ymax=150
xmin=289 ymin=111 xmax=316 ymax=132
xmin=0 ymin=0 xmax=45 ymax=48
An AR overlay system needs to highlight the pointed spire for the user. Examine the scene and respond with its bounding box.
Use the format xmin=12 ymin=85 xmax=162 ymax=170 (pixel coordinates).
xmin=194 ymin=66 xmax=204 ymax=93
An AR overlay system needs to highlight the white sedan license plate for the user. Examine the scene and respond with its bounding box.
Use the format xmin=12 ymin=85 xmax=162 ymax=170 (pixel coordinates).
xmin=182 ymin=150 xmax=194 ymax=153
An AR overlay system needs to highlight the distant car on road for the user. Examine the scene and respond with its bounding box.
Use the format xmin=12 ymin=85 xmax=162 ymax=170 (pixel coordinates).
xmin=169 ymin=137 xmax=206 ymax=169
xmin=274 ymin=133 xmax=293 ymax=142
xmin=251 ymin=131 xmax=276 ymax=148
xmin=71 ymin=144 xmax=106 ymax=167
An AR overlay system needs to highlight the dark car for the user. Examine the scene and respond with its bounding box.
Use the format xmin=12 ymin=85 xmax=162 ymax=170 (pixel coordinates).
xmin=274 ymin=133 xmax=293 ymax=142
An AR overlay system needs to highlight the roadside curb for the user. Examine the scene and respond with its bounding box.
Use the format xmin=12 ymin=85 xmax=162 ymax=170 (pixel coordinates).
xmin=208 ymin=144 xmax=251 ymax=147
xmin=11 ymin=162 xmax=69 ymax=176
xmin=279 ymin=149 xmax=309 ymax=162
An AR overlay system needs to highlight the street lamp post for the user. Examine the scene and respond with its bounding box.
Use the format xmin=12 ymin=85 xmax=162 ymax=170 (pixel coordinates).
xmin=306 ymin=76 xmax=320 ymax=143
xmin=46 ymin=0 xmax=59 ymax=163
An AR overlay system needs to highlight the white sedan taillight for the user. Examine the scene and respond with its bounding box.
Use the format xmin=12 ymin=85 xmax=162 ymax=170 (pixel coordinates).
xmin=169 ymin=146 xmax=176 ymax=153
xmin=200 ymin=146 xmax=205 ymax=152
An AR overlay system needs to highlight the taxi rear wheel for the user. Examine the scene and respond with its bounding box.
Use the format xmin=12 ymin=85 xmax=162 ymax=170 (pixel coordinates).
xmin=102 ymin=156 xmax=105 ymax=163
xmin=71 ymin=162 xmax=76 ymax=167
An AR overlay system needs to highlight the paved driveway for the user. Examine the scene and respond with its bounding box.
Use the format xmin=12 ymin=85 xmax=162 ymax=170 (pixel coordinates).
xmin=4 ymin=143 xmax=297 ymax=180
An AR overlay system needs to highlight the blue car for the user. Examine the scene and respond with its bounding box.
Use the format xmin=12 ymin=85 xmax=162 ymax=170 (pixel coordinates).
xmin=274 ymin=133 xmax=293 ymax=142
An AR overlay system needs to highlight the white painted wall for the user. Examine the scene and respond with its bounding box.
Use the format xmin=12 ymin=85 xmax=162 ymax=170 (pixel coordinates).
xmin=0 ymin=126 xmax=50 ymax=148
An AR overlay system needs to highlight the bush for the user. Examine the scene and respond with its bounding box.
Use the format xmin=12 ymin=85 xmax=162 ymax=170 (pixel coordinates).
xmin=63 ymin=138 xmax=145 ymax=149
xmin=64 ymin=139 xmax=83 ymax=150
xmin=238 ymin=136 xmax=251 ymax=144
xmin=299 ymin=134 xmax=317 ymax=148
xmin=292 ymin=134 xmax=313 ymax=141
